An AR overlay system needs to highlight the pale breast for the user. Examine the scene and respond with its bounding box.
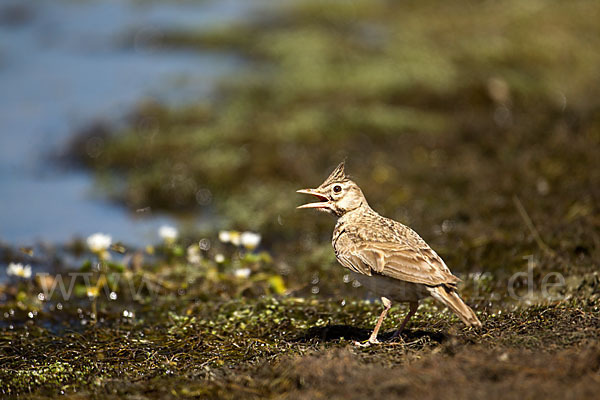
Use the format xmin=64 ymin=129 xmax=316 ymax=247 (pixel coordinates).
xmin=350 ymin=271 xmax=430 ymax=303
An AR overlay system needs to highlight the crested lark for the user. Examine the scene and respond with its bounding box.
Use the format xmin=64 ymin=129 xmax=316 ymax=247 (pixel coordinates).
xmin=297 ymin=161 xmax=481 ymax=345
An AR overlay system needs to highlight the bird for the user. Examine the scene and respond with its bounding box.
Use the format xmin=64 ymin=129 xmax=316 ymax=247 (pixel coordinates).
xmin=297 ymin=161 xmax=481 ymax=345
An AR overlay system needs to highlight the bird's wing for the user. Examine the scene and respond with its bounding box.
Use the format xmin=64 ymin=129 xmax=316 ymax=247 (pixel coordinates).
xmin=336 ymin=252 xmax=373 ymax=276
xmin=334 ymin=233 xmax=373 ymax=276
xmin=352 ymin=241 xmax=460 ymax=286
xmin=335 ymin=221 xmax=460 ymax=286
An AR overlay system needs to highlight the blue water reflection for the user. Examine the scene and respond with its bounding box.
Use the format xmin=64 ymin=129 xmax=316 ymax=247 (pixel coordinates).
xmin=0 ymin=0 xmax=251 ymax=245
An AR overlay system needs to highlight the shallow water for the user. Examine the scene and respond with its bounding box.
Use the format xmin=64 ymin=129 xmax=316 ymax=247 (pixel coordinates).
xmin=0 ymin=0 xmax=253 ymax=246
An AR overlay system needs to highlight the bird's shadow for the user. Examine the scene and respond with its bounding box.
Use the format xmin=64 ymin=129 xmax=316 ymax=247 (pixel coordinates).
xmin=293 ymin=324 xmax=448 ymax=344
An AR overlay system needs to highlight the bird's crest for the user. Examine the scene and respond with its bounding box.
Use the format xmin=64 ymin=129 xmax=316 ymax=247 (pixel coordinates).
xmin=322 ymin=161 xmax=348 ymax=186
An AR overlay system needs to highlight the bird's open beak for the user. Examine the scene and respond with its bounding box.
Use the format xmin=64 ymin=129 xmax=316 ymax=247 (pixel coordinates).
xmin=296 ymin=188 xmax=330 ymax=209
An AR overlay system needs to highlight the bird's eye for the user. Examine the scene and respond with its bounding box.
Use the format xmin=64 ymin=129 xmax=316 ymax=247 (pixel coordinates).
xmin=333 ymin=185 xmax=342 ymax=193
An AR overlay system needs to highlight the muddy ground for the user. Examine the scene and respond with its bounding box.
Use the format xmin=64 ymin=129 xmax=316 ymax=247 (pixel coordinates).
xmin=1 ymin=296 xmax=599 ymax=398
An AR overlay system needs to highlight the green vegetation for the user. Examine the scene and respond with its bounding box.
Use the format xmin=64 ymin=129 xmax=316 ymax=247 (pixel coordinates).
xmin=2 ymin=287 xmax=599 ymax=397
xmin=2 ymin=0 xmax=600 ymax=397
xmin=1 ymin=227 xmax=599 ymax=397
xmin=72 ymin=0 xmax=600 ymax=281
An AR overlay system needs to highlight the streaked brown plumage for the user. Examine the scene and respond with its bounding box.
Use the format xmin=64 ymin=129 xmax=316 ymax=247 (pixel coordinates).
xmin=298 ymin=161 xmax=481 ymax=345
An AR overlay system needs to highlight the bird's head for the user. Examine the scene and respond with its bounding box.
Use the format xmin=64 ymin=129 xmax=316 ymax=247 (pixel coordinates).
xmin=297 ymin=161 xmax=367 ymax=217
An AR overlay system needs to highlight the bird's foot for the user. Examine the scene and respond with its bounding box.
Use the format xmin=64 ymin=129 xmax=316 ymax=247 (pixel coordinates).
xmin=354 ymin=338 xmax=380 ymax=347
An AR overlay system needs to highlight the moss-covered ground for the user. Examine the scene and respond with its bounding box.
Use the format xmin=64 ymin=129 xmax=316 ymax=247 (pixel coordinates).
xmin=2 ymin=287 xmax=599 ymax=398
xmin=2 ymin=0 xmax=600 ymax=397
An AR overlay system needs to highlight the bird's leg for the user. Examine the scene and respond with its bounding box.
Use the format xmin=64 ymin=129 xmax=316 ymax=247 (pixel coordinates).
xmin=391 ymin=301 xmax=418 ymax=340
xmin=356 ymin=297 xmax=391 ymax=347
xmin=368 ymin=297 xmax=392 ymax=344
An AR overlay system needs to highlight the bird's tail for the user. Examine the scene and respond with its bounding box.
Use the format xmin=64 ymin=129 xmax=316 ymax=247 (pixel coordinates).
xmin=428 ymin=285 xmax=482 ymax=328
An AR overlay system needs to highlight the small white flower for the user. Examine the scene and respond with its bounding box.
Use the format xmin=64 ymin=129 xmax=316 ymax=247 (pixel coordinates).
xmin=218 ymin=230 xmax=230 ymax=243
xmin=241 ymin=231 xmax=261 ymax=250
xmin=234 ymin=267 xmax=251 ymax=279
xmin=214 ymin=254 xmax=225 ymax=263
xmin=187 ymin=244 xmax=201 ymax=264
xmin=158 ymin=225 xmax=178 ymax=244
xmin=7 ymin=262 xmax=32 ymax=279
xmin=87 ymin=233 xmax=112 ymax=253
xmin=219 ymin=230 xmax=243 ymax=246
